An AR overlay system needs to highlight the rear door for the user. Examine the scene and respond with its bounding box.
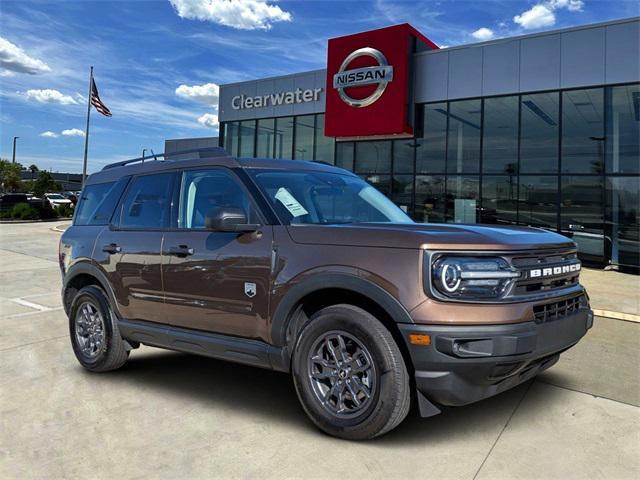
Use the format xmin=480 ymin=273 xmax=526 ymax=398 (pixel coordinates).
xmin=161 ymin=168 xmax=273 ymax=341
xmin=95 ymin=171 xmax=175 ymax=324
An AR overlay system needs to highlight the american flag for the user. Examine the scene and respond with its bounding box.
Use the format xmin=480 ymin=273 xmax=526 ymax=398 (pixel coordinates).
xmin=91 ymin=78 xmax=112 ymax=117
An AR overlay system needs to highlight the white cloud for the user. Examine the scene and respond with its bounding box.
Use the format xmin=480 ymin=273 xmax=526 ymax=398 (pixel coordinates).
xmin=514 ymin=0 xmax=584 ymax=29
xmin=40 ymin=131 xmax=59 ymax=138
xmin=175 ymin=82 xmax=220 ymax=106
xmin=61 ymin=128 xmax=85 ymax=137
xmin=548 ymin=0 xmax=584 ymax=11
xmin=25 ymin=89 xmax=78 ymax=105
xmin=169 ymin=0 xmax=292 ymax=30
xmin=197 ymin=113 xmax=219 ymax=129
xmin=471 ymin=28 xmax=495 ymax=41
xmin=0 ymin=36 xmax=51 ymax=75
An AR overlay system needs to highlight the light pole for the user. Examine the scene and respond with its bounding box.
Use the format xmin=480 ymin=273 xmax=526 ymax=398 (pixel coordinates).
xmin=142 ymin=149 xmax=147 ymax=158
xmin=12 ymin=136 xmax=19 ymax=164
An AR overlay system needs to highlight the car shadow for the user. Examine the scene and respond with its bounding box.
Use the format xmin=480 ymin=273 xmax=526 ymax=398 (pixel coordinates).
xmin=92 ymin=350 xmax=565 ymax=445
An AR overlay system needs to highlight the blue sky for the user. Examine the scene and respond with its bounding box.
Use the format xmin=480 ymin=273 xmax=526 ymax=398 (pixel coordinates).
xmin=1 ymin=0 xmax=637 ymax=173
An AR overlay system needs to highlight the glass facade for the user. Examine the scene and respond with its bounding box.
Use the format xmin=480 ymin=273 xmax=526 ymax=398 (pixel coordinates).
xmin=220 ymin=83 xmax=640 ymax=268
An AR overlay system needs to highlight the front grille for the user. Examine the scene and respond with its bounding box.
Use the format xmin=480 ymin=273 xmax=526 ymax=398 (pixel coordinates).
xmin=511 ymin=250 xmax=580 ymax=295
xmin=533 ymin=295 xmax=587 ymax=323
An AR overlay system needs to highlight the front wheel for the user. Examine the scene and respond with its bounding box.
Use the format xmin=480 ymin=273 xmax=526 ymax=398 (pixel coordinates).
xmin=292 ymin=304 xmax=411 ymax=440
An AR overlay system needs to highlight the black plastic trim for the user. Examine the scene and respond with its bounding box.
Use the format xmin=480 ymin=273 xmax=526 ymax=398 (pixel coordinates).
xmin=118 ymin=319 xmax=288 ymax=372
xmin=270 ymin=272 xmax=414 ymax=348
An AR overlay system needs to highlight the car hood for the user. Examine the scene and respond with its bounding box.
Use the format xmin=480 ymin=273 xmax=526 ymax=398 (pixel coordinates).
xmin=286 ymin=223 xmax=575 ymax=251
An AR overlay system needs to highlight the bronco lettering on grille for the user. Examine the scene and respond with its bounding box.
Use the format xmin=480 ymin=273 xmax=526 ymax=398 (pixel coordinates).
xmin=529 ymin=263 xmax=581 ymax=278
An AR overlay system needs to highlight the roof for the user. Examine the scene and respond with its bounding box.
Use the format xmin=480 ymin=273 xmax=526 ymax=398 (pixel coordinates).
xmin=87 ymin=154 xmax=351 ymax=185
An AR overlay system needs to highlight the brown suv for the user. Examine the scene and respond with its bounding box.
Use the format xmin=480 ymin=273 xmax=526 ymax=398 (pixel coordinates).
xmin=60 ymin=149 xmax=593 ymax=440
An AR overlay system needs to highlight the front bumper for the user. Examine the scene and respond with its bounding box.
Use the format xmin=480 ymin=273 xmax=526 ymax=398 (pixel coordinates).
xmin=399 ymin=308 xmax=593 ymax=409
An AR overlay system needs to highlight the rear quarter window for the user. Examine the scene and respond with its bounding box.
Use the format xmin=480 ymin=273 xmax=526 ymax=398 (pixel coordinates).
xmin=74 ymin=177 xmax=129 ymax=226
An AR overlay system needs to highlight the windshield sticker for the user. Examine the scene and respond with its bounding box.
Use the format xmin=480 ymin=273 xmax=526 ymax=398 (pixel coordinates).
xmin=275 ymin=188 xmax=309 ymax=217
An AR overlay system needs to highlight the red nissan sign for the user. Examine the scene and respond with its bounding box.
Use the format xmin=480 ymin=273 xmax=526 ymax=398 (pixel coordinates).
xmin=325 ymin=24 xmax=438 ymax=139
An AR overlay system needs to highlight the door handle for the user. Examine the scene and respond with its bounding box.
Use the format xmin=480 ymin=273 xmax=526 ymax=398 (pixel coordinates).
xmin=102 ymin=243 xmax=121 ymax=254
xmin=168 ymin=245 xmax=194 ymax=257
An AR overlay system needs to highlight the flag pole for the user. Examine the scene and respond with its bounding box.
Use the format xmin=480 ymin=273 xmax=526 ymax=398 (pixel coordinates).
xmin=81 ymin=66 xmax=93 ymax=188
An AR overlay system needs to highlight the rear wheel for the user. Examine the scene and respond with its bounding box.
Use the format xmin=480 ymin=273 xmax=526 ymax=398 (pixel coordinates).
xmin=69 ymin=285 xmax=129 ymax=372
xmin=292 ymin=304 xmax=410 ymax=440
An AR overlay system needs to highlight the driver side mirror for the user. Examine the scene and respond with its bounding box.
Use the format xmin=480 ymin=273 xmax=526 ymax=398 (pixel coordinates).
xmin=205 ymin=207 xmax=260 ymax=233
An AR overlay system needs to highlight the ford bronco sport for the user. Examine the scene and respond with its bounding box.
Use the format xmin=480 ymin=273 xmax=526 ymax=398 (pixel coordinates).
xmin=60 ymin=149 xmax=593 ymax=440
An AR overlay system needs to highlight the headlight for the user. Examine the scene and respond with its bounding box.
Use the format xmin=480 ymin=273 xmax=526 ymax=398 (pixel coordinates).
xmin=430 ymin=256 xmax=520 ymax=300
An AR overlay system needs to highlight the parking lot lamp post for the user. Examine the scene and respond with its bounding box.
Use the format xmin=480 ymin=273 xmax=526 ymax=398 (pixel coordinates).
xmin=12 ymin=136 xmax=19 ymax=164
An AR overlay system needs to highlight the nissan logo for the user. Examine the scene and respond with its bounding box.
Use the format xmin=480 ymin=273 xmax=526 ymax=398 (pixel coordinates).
xmin=332 ymin=47 xmax=394 ymax=108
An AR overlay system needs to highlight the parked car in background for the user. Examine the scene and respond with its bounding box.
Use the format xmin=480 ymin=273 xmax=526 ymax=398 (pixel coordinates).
xmin=45 ymin=193 xmax=74 ymax=209
xmin=61 ymin=191 xmax=79 ymax=205
xmin=0 ymin=193 xmax=29 ymax=211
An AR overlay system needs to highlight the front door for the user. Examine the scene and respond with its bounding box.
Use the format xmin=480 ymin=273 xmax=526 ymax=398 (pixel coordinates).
xmin=162 ymin=168 xmax=273 ymax=341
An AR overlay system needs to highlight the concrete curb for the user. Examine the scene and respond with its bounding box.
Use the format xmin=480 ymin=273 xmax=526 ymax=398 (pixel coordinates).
xmin=0 ymin=218 xmax=71 ymax=224
xmin=593 ymin=309 xmax=640 ymax=323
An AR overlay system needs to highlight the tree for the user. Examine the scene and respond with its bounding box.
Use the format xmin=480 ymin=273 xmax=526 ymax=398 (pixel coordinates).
xmin=0 ymin=159 xmax=23 ymax=193
xmin=33 ymin=171 xmax=61 ymax=198
xmin=28 ymin=164 xmax=39 ymax=181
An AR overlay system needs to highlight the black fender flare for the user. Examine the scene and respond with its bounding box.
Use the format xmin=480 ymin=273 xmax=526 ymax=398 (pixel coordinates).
xmin=270 ymin=272 xmax=414 ymax=348
xmin=62 ymin=261 xmax=121 ymax=318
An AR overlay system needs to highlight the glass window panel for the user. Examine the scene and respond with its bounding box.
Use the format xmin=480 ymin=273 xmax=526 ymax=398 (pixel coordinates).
xmin=391 ymin=175 xmax=413 ymax=215
xmin=518 ymin=176 xmax=558 ymax=229
xmin=224 ymin=122 xmax=238 ymax=156
xmin=447 ymin=99 xmax=481 ymax=174
xmin=606 ymin=84 xmax=640 ymax=174
xmin=294 ymin=115 xmax=315 ymax=160
xmin=520 ymin=92 xmax=559 ymax=173
xmin=416 ymin=103 xmax=447 ymax=174
xmin=256 ymin=118 xmax=275 ymax=158
xmin=178 ymin=169 xmax=258 ymax=229
xmin=561 ymin=176 xmax=605 ymax=262
xmin=483 ymin=96 xmax=519 ymax=174
xmin=314 ymin=114 xmax=335 ymax=164
xmin=481 ymin=176 xmax=518 ymax=225
xmin=446 ymin=176 xmax=479 ymax=223
xmin=414 ymin=175 xmax=445 ymax=223
xmin=355 ymin=141 xmax=392 ymax=173
xmin=561 ymin=88 xmax=605 ymax=174
xmin=335 ymin=142 xmax=354 ymax=171
xmin=360 ymin=174 xmax=391 ymax=196
xmin=607 ymin=177 xmax=639 ymax=268
xmin=238 ymin=120 xmax=255 ymax=157
xmin=274 ymin=116 xmax=294 ymax=160
xmin=393 ymin=140 xmax=415 ymax=174
xmin=119 ymin=173 xmax=173 ymax=229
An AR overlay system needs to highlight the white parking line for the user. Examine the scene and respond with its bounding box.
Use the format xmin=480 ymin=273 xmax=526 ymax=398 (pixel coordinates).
xmin=6 ymin=307 xmax=64 ymax=319
xmin=10 ymin=298 xmax=54 ymax=312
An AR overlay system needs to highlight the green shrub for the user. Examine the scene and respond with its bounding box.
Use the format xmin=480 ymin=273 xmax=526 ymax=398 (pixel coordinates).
xmin=0 ymin=210 xmax=11 ymax=219
xmin=11 ymin=202 xmax=40 ymax=220
xmin=33 ymin=202 xmax=56 ymax=219
xmin=54 ymin=203 xmax=74 ymax=218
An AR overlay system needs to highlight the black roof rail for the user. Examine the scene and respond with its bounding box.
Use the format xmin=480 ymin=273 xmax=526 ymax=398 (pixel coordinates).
xmin=101 ymin=147 xmax=229 ymax=171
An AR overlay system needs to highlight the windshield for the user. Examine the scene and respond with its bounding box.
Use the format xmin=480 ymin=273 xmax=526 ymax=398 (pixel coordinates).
xmin=249 ymin=169 xmax=413 ymax=225
xmin=47 ymin=194 xmax=64 ymax=199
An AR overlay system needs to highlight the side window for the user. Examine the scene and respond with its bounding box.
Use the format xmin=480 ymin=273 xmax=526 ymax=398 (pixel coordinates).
xmin=74 ymin=177 xmax=129 ymax=226
xmin=178 ymin=169 xmax=258 ymax=229
xmin=119 ymin=173 xmax=173 ymax=229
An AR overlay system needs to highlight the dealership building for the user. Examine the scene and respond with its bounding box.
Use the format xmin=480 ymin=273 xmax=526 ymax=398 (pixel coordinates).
xmin=215 ymin=17 xmax=639 ymax=269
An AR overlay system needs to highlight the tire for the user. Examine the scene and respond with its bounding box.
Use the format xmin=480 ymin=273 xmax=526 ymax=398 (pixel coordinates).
xmin=292 ymin=304 xmax=411 ymax=440
xmin=68 ymin=285 xmax=129 ymax=372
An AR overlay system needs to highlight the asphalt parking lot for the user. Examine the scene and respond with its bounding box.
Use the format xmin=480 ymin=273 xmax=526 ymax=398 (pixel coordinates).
xmin=1 ymin=221 xmax=639 ymax=479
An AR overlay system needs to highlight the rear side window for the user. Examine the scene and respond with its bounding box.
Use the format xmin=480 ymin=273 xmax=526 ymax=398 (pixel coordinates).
xmin=118 ymin=173 xmax=173 ymax=229
xmin=74 ymin=179 xmax=128 ymax=226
